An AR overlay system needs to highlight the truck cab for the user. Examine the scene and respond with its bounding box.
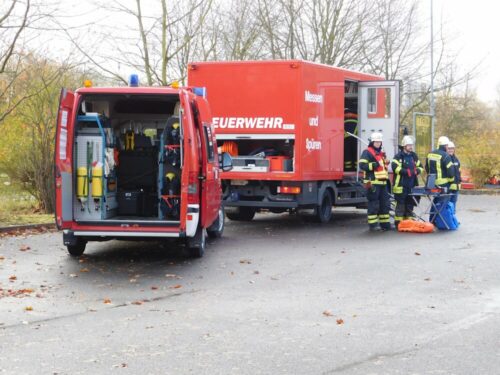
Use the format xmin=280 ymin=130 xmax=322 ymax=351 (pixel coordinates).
xmin=54 ymin=82 xmax=232 ymax=258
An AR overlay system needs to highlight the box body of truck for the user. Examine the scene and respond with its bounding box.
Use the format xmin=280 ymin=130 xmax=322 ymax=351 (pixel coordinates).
xmin=55 ymin=85 xmax=229 ymax=257
xmin=188 ymin=60 xmax=399 ymax=221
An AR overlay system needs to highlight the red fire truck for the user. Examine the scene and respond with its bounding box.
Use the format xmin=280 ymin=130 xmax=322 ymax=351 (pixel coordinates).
xmin=188 ymin=60 xmax=400 ymax=222
xmin=54 ymin=80 xmax=233 ymax=258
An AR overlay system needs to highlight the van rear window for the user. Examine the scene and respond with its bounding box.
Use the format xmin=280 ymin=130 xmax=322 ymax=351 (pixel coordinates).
xmin=114 ymin=99 xmax=176 ymax=114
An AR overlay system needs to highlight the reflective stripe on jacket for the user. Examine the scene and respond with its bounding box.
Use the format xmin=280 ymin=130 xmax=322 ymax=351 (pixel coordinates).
xmin=449 ymin=154 xmax=461 ymax=190
xmin=425 ymin=147 xmax=455 ymax=187
xmin=391 ymin=151 xmax=424 ymax=194
xmin=359 ymin=146 xmax=389 ymax=185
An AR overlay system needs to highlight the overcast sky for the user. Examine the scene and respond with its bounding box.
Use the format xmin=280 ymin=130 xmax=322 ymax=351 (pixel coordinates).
xmin=434 ymin=0 xmax=500 ymax=102
xmin=43 ymin=0 xmax=500 ymax=103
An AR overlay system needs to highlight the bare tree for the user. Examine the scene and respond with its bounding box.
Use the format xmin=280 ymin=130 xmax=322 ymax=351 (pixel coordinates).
xmin=307 ymin=0 xmax=367 ymax=67
xmin=216 ymin=0 xmax=264 ymax=61
xmin=64 ymin=0 xmax=214 ymax=86
xmin=0 ymin=0 xmax=30 ymax=74
xmin=0 ymin=0 xmax=64 ymax=123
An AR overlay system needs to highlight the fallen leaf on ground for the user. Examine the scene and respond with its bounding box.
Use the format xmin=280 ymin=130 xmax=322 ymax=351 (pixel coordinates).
xmin=336 ymin=318 xmax=344 ymax=325
xmin=25 ymin=306 xmax=33 ymax=311
xmin=8 ymin=275 xmax=17 ymax=281
xmin=19 ymin=245 xmax=31 ymax=251
xmin=80 ymin=268 xmax=90 ymax=273
xmin=239 ymin=259 xmax=252 ymax=264
xmin=103 ymin=298 xmax=112 ymax=304
xmin=323 ymin=310 xmax=333 ymax=317
xmin=414 ymin=252 xmax=421 ymax=256
xmin=151 ymin=286 xmax=158 ymax=290
xmin=170 ymin=284 xmax=182 ymax=289
xmin=131 ymin=301 xmax=143 ymax=305
xmin=0 ymin=288 xmax=34 ymax=299
xmin=0 ymin=256 xmax=5 ymax=260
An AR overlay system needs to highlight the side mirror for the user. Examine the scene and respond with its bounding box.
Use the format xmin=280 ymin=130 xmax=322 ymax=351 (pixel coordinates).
xmin=220 ymin=152 xmax=233 ymax=172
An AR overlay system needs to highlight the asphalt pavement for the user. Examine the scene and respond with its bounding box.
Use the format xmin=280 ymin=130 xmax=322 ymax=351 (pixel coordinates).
xmin=0 ymin=195 xmax=499 ymax=374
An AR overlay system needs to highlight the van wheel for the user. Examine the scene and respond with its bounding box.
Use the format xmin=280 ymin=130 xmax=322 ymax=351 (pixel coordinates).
xmin=226 ymin=207 xmax=256 ymax=221
xmin=67 ymin=239 xmax=87 ymax=257
xmin=315 ymin=190 xmax=333 ymax=223
xmin=207 ymin=207 xmax=225 ymax=239
xmin=187 ymin=227 xmax=206 ymax=258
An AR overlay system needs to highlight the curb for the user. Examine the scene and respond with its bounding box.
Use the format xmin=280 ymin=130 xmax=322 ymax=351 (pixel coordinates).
xmin=460 ymin=190 xmax=500 ymax=196
xmin=0 ymin=223 xmax=56 ymax=234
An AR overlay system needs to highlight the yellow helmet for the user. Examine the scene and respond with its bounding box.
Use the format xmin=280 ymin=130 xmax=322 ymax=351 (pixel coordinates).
xmin=165 ymin=172 xmax=176 ymax=181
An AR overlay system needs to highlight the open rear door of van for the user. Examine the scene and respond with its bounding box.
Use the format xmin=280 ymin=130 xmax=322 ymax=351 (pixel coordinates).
xmin=55 ymin=88 xmax=74 ymax=229
xmin=192 ymin=97 xmax=220 ymax=228
xmin=358 ymin=81 xmax=400 ymax=161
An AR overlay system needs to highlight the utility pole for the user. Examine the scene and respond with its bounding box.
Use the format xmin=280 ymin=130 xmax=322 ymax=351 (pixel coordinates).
xmin=430 ymin=0 xmax=435 ymax=149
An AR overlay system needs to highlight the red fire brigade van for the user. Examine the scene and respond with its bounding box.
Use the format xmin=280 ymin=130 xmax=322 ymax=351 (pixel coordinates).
xmin=188 ymin=60 xmax=400 ymax=222
xmin=54 ymin=80 xmax=233 ymax=258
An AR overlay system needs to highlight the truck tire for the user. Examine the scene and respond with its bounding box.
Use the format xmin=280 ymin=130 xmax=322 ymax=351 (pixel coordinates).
xmin=207 ymin=207 xmax=225 ymax=239
xmin=66 ymin=239 xmax=87 ymax=257
xmin=187 ymin=226 xmax=206 ymax=258
xmin=315 ymin=190 xmax=333 ymax=223
xmin=226 ymin=207 xmax=256 ymax=221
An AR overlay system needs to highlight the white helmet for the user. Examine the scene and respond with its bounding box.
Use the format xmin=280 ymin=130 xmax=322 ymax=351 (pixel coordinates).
xmin=438 ymin=136 xmax=450 ymax=146
xmin=401 ymin=135 xmax=414 ymax=147
xmin=448 ymin=141 xmax=455 ymax=148
xmin=370 ymin=132 xmax=383 ymax=142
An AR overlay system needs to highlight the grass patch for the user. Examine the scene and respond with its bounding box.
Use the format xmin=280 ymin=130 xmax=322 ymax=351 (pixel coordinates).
xmin=0 ymin=173 xmax=53 ymax=226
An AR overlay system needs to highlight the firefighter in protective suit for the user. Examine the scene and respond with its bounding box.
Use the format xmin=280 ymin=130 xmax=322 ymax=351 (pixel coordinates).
xmin=359 ymin=132 xmax=391 ymax=231
xmin=426 ymin=136 xmax=456 ymax=207
xmin=391 ymin=136 xmax=424 ymax=229
xmin=447 ymin=141 xmax=461 ymax=207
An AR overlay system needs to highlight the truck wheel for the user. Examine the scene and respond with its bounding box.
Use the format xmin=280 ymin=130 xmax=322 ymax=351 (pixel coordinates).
xmin=67 ymin=239 xmax=87 ymax=257
xmin=207 ymin=207 xmax=225 ymax=239
xmin=187 ymin=227 xmax=206 ymax=258
xmin=315 ymin=190 xmax=333 ymax=223
xmin=226 ymin=207 xmax=256 ymax=221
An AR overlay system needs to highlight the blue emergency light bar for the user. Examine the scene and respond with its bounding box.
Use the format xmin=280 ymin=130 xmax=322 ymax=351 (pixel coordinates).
xmin=129 ymin=74 xmax=139 ymax=87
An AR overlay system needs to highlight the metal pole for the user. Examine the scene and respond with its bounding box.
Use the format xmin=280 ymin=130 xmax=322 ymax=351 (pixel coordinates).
xmin=430 ymin=0 xmax=435 ymax=149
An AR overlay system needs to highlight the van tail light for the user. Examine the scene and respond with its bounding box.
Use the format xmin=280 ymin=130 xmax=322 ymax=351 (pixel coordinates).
xmin=187 ymin=171 xmax=199 ymax=204
xmin=277 ymin=186 xmax=301 ymax=194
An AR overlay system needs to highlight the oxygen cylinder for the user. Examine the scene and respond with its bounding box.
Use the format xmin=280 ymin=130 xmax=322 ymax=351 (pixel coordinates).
xmin=76 ymin=167 xmax=88 ymax=198
xmin=91 ymin=166 xmax=103 ymax=198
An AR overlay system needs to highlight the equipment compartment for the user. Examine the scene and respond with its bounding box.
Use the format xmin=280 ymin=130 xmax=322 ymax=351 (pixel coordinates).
xmin=217 ymin=138 xmax=294 ymax=173
xmin=72 ymin=94 xmax=183 ymax=223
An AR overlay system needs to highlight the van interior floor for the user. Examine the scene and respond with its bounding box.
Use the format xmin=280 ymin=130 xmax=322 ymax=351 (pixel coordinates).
xmin=75 ymin=217 xmax=180 ymax=225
